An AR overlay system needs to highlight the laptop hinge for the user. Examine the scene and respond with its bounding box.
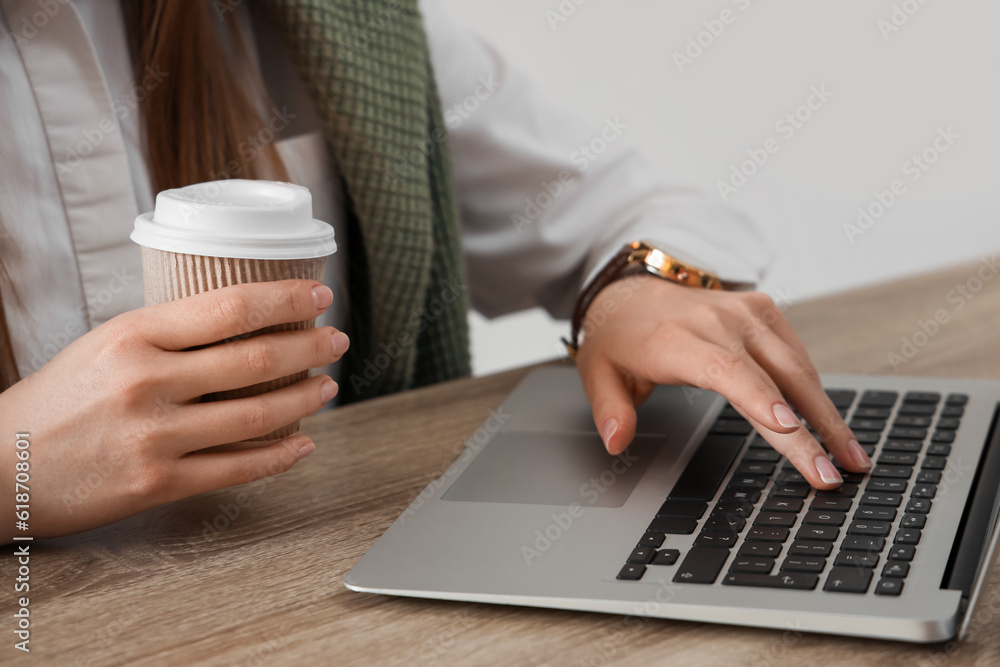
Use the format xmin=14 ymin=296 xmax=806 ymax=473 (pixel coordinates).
xmin=941 ymin=403 xmax=1000 ymax=639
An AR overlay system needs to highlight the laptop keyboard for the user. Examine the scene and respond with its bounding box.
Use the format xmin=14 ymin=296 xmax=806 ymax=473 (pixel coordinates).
xmin=616 ymin=389 xmax=968 ymax=596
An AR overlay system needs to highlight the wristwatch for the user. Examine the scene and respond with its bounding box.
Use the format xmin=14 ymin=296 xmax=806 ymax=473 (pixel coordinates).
xmin=562 ymin=240 xmax=754 ymax=357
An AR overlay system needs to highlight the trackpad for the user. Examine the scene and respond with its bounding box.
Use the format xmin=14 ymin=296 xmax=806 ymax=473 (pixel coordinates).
xmin=442 ymin=432 xmax=662 ymax=507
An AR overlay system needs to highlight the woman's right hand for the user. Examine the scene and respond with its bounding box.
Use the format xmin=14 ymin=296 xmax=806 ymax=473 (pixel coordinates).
xmin=0 ymin=279 xmax=348 ymax=539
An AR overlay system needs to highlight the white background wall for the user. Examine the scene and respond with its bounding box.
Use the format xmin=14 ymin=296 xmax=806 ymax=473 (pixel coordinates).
xmin=437 ymin=0 xmax=1000 ymax=375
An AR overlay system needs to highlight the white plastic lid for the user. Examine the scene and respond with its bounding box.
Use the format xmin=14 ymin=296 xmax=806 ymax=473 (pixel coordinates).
xmin=130 ymin=180 xmax=337 ymax=259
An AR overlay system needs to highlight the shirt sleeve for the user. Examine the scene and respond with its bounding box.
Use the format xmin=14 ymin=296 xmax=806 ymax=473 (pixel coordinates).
xmin=420 ymin=0 xmax=773 ymax=320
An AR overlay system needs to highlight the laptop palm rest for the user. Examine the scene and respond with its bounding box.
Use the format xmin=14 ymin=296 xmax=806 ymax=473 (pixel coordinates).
xmin=441 ymin=432 xmax=663 ymax=507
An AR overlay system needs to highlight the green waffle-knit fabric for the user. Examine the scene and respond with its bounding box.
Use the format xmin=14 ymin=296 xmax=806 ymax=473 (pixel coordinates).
xmin=260 ymin=0 xmax=471 ymax=401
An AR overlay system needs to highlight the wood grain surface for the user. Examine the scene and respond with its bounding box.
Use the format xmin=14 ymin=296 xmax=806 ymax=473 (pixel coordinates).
xmin=4 ymin=259 xmax=1000 ymax=666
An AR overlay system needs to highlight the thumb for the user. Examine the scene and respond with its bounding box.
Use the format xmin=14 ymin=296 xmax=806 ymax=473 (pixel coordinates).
xmin=579 ymin=359 xmax=638 ymax=456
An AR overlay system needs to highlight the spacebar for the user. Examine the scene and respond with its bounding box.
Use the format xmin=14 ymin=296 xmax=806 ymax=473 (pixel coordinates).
xmin=668 ymin=434 xmax=745 ymax=501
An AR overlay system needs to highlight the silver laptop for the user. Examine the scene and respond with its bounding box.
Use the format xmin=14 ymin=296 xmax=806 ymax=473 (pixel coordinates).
xmin=345 ymin=366 xmax=1000 ymax=642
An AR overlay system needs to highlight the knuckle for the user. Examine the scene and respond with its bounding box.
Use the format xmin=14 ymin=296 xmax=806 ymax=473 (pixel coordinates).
xmin=126 ymin=462 xmax=171 ymax=499
xmin=209 ymin=292 xmax=250 ymax=332
xmin=741 ymin=291 xmax=775 ymax=312
xmin=316 ymin=328 xmax=335 ymax=364
xmin=242 ymin=399 xmax=275 ymax=436
xmin=243 ymin=340 xmax=278 ymax=377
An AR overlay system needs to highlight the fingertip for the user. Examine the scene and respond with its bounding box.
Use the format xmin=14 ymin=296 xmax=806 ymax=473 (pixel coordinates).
xmin=600 ymin=417 xmax=619 ymax=453
xmin=311 ymin=284 xmax=334 ymax=310
xmin=296 ymin=440 xmax=316 ymax=460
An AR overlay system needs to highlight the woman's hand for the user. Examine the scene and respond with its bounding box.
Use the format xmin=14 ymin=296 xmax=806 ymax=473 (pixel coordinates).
xmin=0 ymin=279 xmax=348 ymax=539
xmin=575 ymin=275 xmax=872 ymax=489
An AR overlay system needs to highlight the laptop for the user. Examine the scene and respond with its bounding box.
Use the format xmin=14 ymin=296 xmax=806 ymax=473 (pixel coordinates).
xmin=345 ymin=366 xmax=1000 ymax=642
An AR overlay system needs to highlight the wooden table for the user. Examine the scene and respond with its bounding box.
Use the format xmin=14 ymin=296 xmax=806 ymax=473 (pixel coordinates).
xmin=6 ymin=260 xmax=1000 ymax=666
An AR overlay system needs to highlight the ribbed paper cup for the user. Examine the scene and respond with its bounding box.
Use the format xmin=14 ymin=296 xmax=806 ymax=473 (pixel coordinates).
xmin=131 ymin=180 xmax=337 ymax=449
xmin=140 ymin=248 xmax=327 ymax=444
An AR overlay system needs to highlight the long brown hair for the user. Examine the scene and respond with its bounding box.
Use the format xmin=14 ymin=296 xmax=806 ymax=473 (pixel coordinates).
xmin=0 ymin=0 xmax=288 ymax=392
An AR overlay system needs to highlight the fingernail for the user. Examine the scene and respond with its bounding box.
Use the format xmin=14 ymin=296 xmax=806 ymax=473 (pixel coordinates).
xmin=312 ymin=284 xmax=333 ymax=309
xmin=297 ymin=441 xmax=315 ymax=460
xmin=848 ymin=439 xmax=873 ymax=470
xmin=814 ymin=455 xmax=843 ymax=485
xmin=320 ymin=379 xmax=338 ymax=403
xmin=772 ymin=403 xmax=800 ymax=429
xmin=332 ymin=331 xmax=350 ymax=356
xmin=600 ymin=418 xmax=618 ymax=451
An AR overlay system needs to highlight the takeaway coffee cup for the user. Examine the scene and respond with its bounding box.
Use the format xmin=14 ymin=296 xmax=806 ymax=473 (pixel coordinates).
xmin=131 ymin=179 xmax=337 ymax=446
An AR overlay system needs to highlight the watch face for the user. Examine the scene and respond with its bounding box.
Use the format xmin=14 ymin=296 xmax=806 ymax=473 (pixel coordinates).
xmin=641 ymin=239 xmax=718 ymax=275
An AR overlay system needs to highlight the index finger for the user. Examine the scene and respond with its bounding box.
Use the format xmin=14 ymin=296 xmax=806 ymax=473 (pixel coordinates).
xmin=140 ymin=280 xmax=333 ymax=350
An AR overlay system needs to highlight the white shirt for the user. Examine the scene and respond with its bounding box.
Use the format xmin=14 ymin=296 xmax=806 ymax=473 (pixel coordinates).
xmin=0 ymin=0 xmax=769 ymax=387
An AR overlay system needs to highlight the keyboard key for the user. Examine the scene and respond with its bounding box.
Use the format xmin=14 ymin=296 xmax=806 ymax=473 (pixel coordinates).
xmin=848 ymin=521 xmax=892 ymax=537
xmin=888 ymin=427 xmax=928 ymax=440
xmin=824 ymin=567 xmax=873 ymax=593
xmin=859 ymin=492 xmax=902 ymax=507
xmin=883 ymin=440 xmax=922 ymax=453
xmin=796 ymin=525 xmax=839 ymax=541
xmin=617 ymin=564 xmax=646 ymax=580
xmin=673 ymin=547 xmax=730 ymax=584
xmin=894 ymin=529 xmax=922 ymax=545
xmin=878 ymin=452 xmax=918 ymax=466
xmin=695 ymin=532 xmax=738 ymax=548
xmin=935 ymin=418 xmax=961 ymax=431
xmin=657 ymin=499 xmax=709 ymax=518
xmin=842 ymin=536 xmax=886 ymax=552
xmin=719 ymin=488 xmax=761 ymax=503
xmin=762 ymin=497 xmax=804 ymax=513
xmin=723 ymin=572 xmax=818 ymax=590
xmin=849 ymin=418 xmax=886 ymax=432
xmin=872 ymin=465 xmax=912 ymax=479
xmin=746 ymin=527 xmax=790 ymax=543
xmin=932 ymin=431 xmax=956 ymax=444
xmin=781 ymin=557 xmax=827 ymax=573
xmin=817 ymin=484 xmax=858 ymax=499
xmin=900 ymin=514 xmax=926 ymax=529
xmin=627 ymin=547 xmax=656 ymax=564
xmin=898 ymin=403 xmax=935 ymax=416
xmin=651 ymin=549 xmax=680 ymax=565
xmin=866 ymin=479 xmax=907 ymax=493
xmin=927 ymin=443 xmax=952 ymax=457
xmin=742 ymin=449 xmax=782 ymax=463
xmin=735 ymin=461 xmax=776 ymax=476
xmin=854 ymin=407 xmax=891 ymax=419
xmin=712 ymin=500 xmax=755 ymax=519
xmin=825 ymin=389 xmax=857 ymax=408
xmin=859 ymin=391 xmax=898 ymax=407
xmin=834 ymin=551 xmax=880 ymax=568
xmin=855 ymin=432 xmax=881 ymax=445
xmin=882 ymin=562 xmax=909 ymax=578
xmin=719 ymin=405 xmax=743 ymax=419
xmin=754 ymin=513 xmax=797 ymax=528
xmin=854 ymin=507 xmax=896 ymax=521
xmin=729 ymin=556 xmax=774 ymax=574
xmin=906 ymin=499 xmax=932 ymax=514
xmin=648 ymin=516 xmax=698 ymax=534
xmin=747 ymin=434 xmax=772 ymax=449
xmin=703 ymin=516 xmax=746 ymax=532
xmin=911 ymin=484 xmax=937 ymax=498
xmin=771 ymin=484 xmax=810 ymax=499
xmin=810 ymin=497 xmax=852 ymax=512
xmin=894 ymin=415 xmax=933 ymax=428
xmin=773 ymin=469 xmax=807 ymax=485
xmin=710 ymin=419 xmax=754 ymax=436
xmin=668 ymin=434 xmax=746 ymax=501
xmin=737 ymin=543 xmax=782 ymax=558
xmin=921 ymin=456 xmax=947 ymax=470
xmin=941 ymin=405 xmax=965 ymax=417
xmin=638 ymin=532 xmax=665 ymax=548
xmin=903 ymin=391 xmax=940 ymax=404
xmin=788 ymin=541 xmax=833 ymax=557
xmin=838 ymin=472 xmax=868 ymax=484
xmin=874 ymin=578 xmax=904 ymax=596
xmin=888 ymin=545 xmax=916 ymax=561
xmin=728 ymin=475 xmax=769 ymax=491
xmin=945 ymin=393 xmax=968 ymax=406
xmin=916 ymin=471 xmax=942 ymax=484
xmin=803 ymin=510 xmax=846 ymax=526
